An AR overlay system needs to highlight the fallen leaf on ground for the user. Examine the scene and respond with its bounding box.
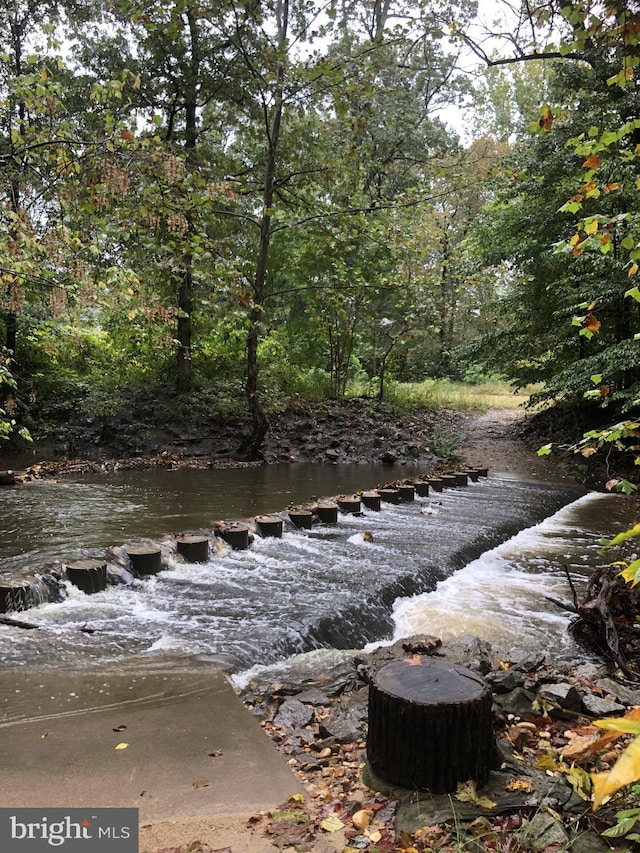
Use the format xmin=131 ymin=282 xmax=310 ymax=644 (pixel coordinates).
xmin=115 ymin=742 xmax=128 ymax=750
xmin=455 ymin=780 xmax=496 ymax=810
xmin=192 ymin=779 xmax=210 ymax=789
xmin=320 ymin=815 xmax=345 ymax=832
xmin=505 ymin=779 xmax=534 ymax=793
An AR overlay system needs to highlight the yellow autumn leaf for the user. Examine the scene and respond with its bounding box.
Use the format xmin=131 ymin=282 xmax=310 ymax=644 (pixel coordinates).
xmin=584 ymin=219 xmax=599 ymax=235
xmin=628 ymin=262 xmax=639 ymax=278
xmin=594 ymin=717 xmax=640 ymax=736
xmin=455 ymin=780 xmax=496 ymax=810
xmin=115 ymin=742 xmax=129 ymax=750
xmin=591 ymin=735 xmax=640 ymax=809
xmin=570 ymin=233 xmax=581 ymax=246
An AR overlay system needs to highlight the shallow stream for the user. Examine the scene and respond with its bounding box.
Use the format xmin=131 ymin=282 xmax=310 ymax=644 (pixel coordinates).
xmin=1 ymin=463 xmax=635 ymax=695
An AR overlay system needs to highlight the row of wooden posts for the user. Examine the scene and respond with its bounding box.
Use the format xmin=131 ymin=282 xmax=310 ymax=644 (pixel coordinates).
xmin=63 ymin=467 xmax=488 ymax=596
xmin=1 ymin=467 xmax=488 ymax=608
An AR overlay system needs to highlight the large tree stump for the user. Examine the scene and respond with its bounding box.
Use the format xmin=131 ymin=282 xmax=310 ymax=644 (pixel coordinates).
xmin=367 ymin=657 xmax=496 ymax=793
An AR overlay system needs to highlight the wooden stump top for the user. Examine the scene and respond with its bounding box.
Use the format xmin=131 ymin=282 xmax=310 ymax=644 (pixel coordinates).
xmin=373 ymin=657 xmax=488 ymax=705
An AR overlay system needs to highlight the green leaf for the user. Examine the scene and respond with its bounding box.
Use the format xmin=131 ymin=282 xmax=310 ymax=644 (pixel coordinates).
xmin=602 ymin=816 xmax=640 ymax=837
xmin=537 ymin=443 xmax=553 ymax=456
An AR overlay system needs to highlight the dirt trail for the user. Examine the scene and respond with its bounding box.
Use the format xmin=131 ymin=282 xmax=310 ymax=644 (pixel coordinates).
xmin=456 ymin=407 xmax=575 ymax=484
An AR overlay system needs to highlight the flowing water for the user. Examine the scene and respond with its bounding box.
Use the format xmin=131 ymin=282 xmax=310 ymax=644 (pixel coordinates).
xmin=3 ymin=461 xmax=635 ymax=697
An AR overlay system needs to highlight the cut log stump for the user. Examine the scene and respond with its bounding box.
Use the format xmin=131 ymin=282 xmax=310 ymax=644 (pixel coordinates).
xmin=288 ymin=510 xmax=313 ymax=529
xmin=176 ymin=535 xmax=210 ymax=563
xmin=217 ymin=524 xmax=250 ymax=550
xmin=256 ymin=515 xmax=283 ymax=538
xmin=65 ymin=560 xmax=108 ymax=594
xmin=397 ymin=484 xmax=415 ymax=502
xmin=337 ymin=495 xmax=361 ymax=514
xmin=127 ymin=546 xmax=163 ymax=575
xmin=367 ymin=657 xmax=496 ymax=793
xmin=361 ymin=491 xmax=381 ymax=511
xmin=314 ymin=503 xmax=338 ymax=524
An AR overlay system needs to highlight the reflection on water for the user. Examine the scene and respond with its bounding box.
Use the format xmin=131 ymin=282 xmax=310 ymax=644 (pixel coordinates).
xmin=0 ymin=463 xmax=422 ymax=573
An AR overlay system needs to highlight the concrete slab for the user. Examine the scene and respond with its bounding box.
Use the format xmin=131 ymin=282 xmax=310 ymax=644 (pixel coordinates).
xmin=0 ymin=668 xmax=302 ymax=822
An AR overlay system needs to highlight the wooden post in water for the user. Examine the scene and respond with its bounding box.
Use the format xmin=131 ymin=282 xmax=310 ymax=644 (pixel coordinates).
xmin=0 ymin=582 xmax=34 ymax=613
xmin=127 ymin=546 xmax=163 ymax=575
xmin=337 ymin=495 xmax=361 ymax=514
xmin=65 ymin=559 xmax=108 ymax=594
xmin=288 ymin=510 xmax=313 ymax=529
xmin=256 ymin=515 xmax=283 ymax=538
xmin=367 ymin=657 xmax=496 ymax=793
xmin=216 ymin=524 xmax=250 ymax=550
xmin=397 ymin=484 xmax=415 ymax=502
xmin=176 ymin=535 xmax=210 ymax=563
xmin=361 ymin=491 xmax=381 ymax=511
xmin=314 ymin=503 xmax=338 ymax=524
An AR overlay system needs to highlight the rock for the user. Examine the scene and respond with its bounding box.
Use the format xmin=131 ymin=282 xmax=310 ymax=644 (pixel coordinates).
xmin=538 ymin=682 xmax=582 ymax=713
xmin=580 ymin=692 xmax=626 ymax=716
xmin=595 ymin=677 xmax=640 ymax=707
xmin=318 ymin=712 xmax=363 ymax=744
xmin=523 ymin=811 xmax=569 ymax=850
xmin=442 ymin=634 xmax=495 ymax=675
xmin=492 ymin=687 xmax=537 ymax=717
xmin=568 ymin=830 xmax=613 ymax=853
xmin=486 ymin=669 xmax=525 ymax=693
xmin=296 ymin=687 xmax=331 ymax=706
xmin=513 ymin=653 xmax=547 ymax=673
xmin=274 ymin=697 xmax=314 ymax=729
xmin=379 ymin=450 xmax=398 ymax=464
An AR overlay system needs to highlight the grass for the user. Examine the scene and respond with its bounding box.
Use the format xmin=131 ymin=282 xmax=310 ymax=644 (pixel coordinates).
xmin=349 ymin=378 xmax=543 ymax=413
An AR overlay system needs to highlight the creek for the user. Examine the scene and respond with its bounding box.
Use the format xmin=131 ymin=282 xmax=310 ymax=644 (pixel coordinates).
xmin=0 ymin=464 xmax=636 ymax=696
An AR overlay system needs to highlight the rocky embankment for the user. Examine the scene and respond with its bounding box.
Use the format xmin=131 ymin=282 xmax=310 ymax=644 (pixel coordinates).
xmin=238 ymin=634 xmax=640 ymax=852
xmin=4 ymin=401 xmax=579 ymax=487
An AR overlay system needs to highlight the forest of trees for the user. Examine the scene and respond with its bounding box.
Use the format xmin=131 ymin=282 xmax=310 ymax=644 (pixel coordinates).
xmin=0 ymin=0 xmax=638 ymax=458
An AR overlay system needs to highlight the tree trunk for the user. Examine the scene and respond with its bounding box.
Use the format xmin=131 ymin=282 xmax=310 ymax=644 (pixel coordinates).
xmin=237 ymin=0 xmax=289 ymax=459
xmin=176 ymin=260 xmax=193 ymax=393
xmin=237 ymin=304 xmax=269 ymax=459
xmin=367 ymin=657 xmax=497 ymax=793
xmin=174 ymin=7 xmax=200 ymax=394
